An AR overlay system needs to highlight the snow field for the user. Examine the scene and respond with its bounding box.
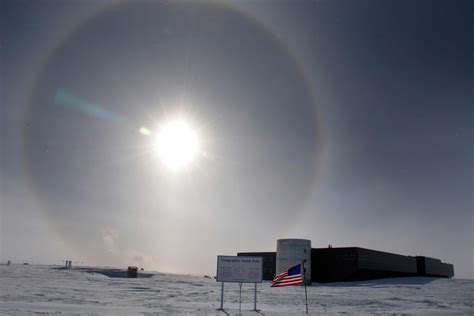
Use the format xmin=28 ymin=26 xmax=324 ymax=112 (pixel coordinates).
xmin=1 ymin=265 xmax=472 ymax=315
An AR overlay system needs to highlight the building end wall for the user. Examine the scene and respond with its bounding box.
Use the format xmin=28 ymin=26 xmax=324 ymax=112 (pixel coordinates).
xmin=276 ymin=239 xmax=311 ymax=284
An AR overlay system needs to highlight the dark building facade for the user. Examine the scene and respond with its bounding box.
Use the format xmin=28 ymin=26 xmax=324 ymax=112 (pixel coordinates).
xmin=238 ymin=247 xmax=454 ymax=283
xmin=416 ymin=256 xmax=455 ymax=278
xmin=311 ymin=247 xmax=419 ymax=282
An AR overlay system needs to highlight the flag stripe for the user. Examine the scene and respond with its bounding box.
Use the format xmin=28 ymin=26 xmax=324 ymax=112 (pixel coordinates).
xmin=273 ymin=271 xmax=288 ymax=281
xmin=276 ymin=281 xmax=302 ymax=286
xmin=271 ymin=279 xmax=304 ymax=287
xmin=280 ymin=275 xmax=302 ymax=281
xmin=276 ymin=278 xmax=303 ymax=284
xmin=271 ymin=280 xmax=304 ymax=287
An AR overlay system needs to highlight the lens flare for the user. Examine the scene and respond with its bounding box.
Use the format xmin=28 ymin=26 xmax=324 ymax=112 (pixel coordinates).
xmin=139 ymin=126 xmax=152 ymax=136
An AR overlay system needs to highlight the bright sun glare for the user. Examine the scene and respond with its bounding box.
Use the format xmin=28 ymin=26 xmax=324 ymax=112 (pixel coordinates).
xmin=154 ymin=118 xmax=200 ymax=170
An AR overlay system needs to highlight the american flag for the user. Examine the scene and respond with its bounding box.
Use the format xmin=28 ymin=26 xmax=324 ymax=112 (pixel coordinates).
xmin=271 ymin=263 xmax=304 ymax=287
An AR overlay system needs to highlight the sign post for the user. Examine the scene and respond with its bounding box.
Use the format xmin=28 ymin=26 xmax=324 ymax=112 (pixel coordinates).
xmin=216 ymin=256 xmax=263 ymax=312
xmin=219 ymin=282 xmax=224 ymax=310
xmin=253 ymin=283 xmax=258 ymax=311
xmin=239 ymin=282 xmax=242 ymax=314
xmin=303 ymin=259 xmax=308 ymax=314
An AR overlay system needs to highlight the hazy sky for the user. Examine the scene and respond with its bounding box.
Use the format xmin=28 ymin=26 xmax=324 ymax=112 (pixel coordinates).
xmin=1 ymin=0 xmax=473 ymax=278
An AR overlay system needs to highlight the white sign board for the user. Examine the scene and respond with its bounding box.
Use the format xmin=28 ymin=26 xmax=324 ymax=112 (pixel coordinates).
xmin=216 ymin=256 xmax=263 ymax=283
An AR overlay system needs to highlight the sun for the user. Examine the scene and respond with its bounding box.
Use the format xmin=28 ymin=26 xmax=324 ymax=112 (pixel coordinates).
xmin=154 ymin=118 xmax=200 ymax=170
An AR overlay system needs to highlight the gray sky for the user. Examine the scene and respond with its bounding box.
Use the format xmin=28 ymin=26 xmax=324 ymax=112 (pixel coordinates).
xmin=1 ymin=0 xmax=473 ymax=278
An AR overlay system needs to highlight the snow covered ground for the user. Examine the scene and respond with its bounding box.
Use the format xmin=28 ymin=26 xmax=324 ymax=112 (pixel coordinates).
xmin=1 ymin=264 xmax=472 ymax=315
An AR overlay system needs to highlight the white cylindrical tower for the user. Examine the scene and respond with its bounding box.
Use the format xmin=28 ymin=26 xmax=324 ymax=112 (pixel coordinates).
xmin=276 ymin=239 xmax=311 ymax=284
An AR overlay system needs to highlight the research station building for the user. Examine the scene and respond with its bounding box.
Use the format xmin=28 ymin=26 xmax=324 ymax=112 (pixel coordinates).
xmin=238 ymin=239 xmax=454 ymax=283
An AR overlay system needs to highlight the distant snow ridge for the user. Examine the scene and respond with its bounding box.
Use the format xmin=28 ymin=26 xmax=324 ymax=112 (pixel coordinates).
xmin=1 ymin=265 xmax=472 ymax=315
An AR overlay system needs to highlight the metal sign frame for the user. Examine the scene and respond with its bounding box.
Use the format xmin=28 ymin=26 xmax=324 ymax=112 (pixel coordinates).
xmin=216 ymin=255 xmax=263 ymax=312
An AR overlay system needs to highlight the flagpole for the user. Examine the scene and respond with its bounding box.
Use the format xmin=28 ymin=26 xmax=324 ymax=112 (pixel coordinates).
xmin=303 ymin=260 xmax=308 ymax=314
